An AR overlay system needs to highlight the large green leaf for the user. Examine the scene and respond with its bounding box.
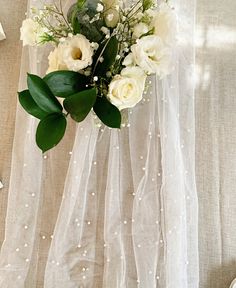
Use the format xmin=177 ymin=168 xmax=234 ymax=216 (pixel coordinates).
xmin=27 ymin=73 xmax=62 ymax=113
xmin=64 ymin=88 xmax=97 ymax=122
xmin=36 ymin=113 xmax=67 ymax=153
xmin=67 ymin=0 xmax=104 ymax=42
xmin=94 ymin=36 xmax=119 ymax=76
xmin=44 ymin=71 xmax=88 ymax=98
xmin=93 ymin=96 xmax=121 ymax=128
xmin=18 ymin=90 xmax=48 ymax=119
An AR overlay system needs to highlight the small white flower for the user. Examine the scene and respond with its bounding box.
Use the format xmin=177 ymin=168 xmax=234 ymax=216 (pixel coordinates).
xmin=151 ymin=3 xmax=177 ymax=46
xmin=130 ymin=35 xmax=172 ymax=78
xmin=107 ymin=13 xmax=114 ymax=21
xmin=107 ymin=67 xmax=147 ymax=110
xmin=132 ymin=22 xmax=149 ymax=39
xmin=96 ymin=3 xmax=104 ymax=12
xmin=20 ymin=18 xmax=42 ymax=46
xmin=101 ymin=26 xmax=110 ymax=35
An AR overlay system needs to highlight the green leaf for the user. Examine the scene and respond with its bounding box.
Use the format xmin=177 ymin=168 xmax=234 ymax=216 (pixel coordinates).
xmin=27 ymin=73 xmax=63 ymax=113
xmin=93 ymin=96 xmax=121 ymax=128
xmin=67 ymin=1 xmax=104 ymax=42
xmin=64 ymin=88 xmax=97 ymax=122
xmin=77 ymin=0 xmax=86 ymax=9
xmin=71 ymin=6 xmax=81 ymax=34
xmin=18 ymin=90 xmax=48 ymax=119
xmin=94 ymin=36 xmax=119 ymax=76
xmin=36 ymin=113 xmax=67 ymax=153
xmin=44 ymin=71 xmax=88 ymax=98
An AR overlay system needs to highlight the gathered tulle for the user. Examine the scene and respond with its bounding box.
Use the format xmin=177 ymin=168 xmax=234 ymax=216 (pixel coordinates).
xmin=0 ymin=0 xmax=198 ymax=287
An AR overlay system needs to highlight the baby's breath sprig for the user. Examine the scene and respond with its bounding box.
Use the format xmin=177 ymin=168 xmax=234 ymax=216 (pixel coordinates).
xmin=31 ymin=1 xmax=72 ymax=44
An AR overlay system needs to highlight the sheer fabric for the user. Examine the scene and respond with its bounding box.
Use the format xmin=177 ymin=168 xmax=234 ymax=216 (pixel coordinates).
xmin=0 ymin=0 xmax=198 ymax=287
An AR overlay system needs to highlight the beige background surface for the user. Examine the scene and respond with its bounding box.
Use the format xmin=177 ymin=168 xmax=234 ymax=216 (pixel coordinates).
xmin=0 ymin=0 xmax=236 ymax=287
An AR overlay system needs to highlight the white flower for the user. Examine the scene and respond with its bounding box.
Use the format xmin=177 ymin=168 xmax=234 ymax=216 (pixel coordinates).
xmin=132 ymin=22 xmax=149 ymax=39
xmin=20 ymin=18 xmax=42 ymax=46
xmin=151 ymin=3 xmax=177 ymax=46
xmin=46 ymin=47 xmax=68 ymax=74
xmin=107 ymin=67 xmax=147 ymax=110
xmin=123 ymin=53 xmax=135 ymax=66
xmin=46 ymin=35 xmax=94 ymax=73
xmin=97 ymin=3 xmax=104 ymax=12
xmin=130 ymin=35 xmax=172 ymax=77
xmin=60 ymin=34 xmax=94 ymax=72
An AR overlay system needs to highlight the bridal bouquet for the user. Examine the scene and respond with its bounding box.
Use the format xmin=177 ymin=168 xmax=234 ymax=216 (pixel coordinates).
xmin=19 ymin=0 xmax=177 ymax=152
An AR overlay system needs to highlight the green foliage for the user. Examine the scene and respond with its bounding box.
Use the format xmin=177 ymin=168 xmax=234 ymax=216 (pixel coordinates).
xmin=67 ymin=0 xmax=104 ymax=42
xmin=64 ymin=88 xmax=97 ymax=122
xmin=18 ymin=90 xmax=48 ymax=119
xmin=93 ymin=96 xmax=121 ymax=128
xmin=36 ymin=113 xmax=67 ymax=153
xmin=27 ymin=73 xmax=62 ymax=113
xmin=142 ymin=0 xmax=154 ymax=11
xmin=94 ymin=36 xmax=119 ymax=76
xmin=44 ymin=71 xmax=88 ymax=98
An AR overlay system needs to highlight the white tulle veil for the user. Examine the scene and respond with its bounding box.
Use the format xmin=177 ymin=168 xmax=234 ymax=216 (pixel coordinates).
xmin=0 ymin=0 xmax=198 ymax=287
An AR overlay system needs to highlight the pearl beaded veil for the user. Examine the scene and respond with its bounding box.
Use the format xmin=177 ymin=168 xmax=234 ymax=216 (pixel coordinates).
xmin=0 ymin=0 xmax=198 ymax=287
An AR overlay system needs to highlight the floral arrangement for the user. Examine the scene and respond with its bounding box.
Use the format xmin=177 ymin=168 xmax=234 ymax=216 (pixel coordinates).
xmin=19 ymin=0 xmax=177 ymax=152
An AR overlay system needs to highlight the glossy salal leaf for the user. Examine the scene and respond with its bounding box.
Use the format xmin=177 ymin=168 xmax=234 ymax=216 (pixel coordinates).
xmin=44 ymin=71 xmax=88 ymax=97
xmin=93 ymin=96 xmax=121 ymax=128
xmin=27 ymin=73 xmax=62 ymax=113
xmin=36 ymin=113 xmax=67 ymax=153
xmin=95 ymin=36 xmax=119 ymax=76
xmin=64 ymin=88 xmax=97 ymax=122
xmin=18 ymin=90 xmax=48 ymax=119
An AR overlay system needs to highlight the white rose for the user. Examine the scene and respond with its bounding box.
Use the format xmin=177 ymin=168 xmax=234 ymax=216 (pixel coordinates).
xmin=20 ymin=19 xmax=41 ymax=46
xmin=46 ymin=47 xmax=68 ymax=74
xmin=60 ymin=34 xmax=94 ymax=72
xmin=107 ymin=67 xmax=147 ymax=110
xmin=151 ymin=3 xmax=177 ymax=46
xmin=131 ymin=35 xmax=172 ymax=77
xmin=132 ymin=22 xmax=149 ymax=39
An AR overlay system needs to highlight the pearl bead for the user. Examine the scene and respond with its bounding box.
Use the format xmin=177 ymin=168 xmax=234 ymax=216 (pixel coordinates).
xmin=16 ymin=248 xmax=20 ymax=252
xmin=24 ymin=225 xmax=28 ymax=230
